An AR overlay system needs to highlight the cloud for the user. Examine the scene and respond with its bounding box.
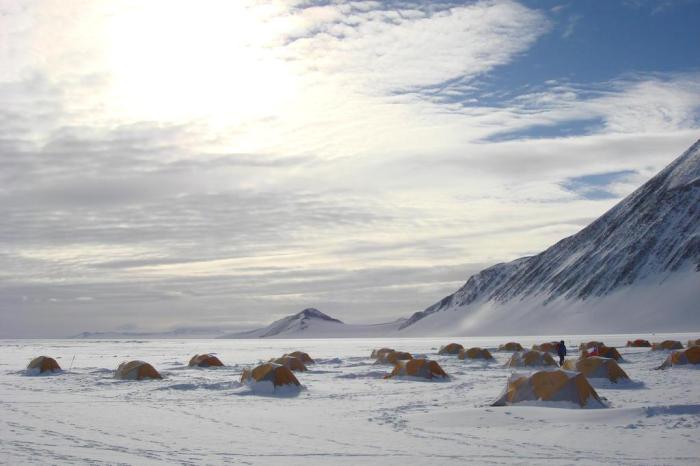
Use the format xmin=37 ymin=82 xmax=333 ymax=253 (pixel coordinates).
xmin=0 ymin=1 xmax=699 ymax=336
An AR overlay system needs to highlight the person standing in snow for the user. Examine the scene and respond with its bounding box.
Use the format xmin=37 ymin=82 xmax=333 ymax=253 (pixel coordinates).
xmin=557 ymin=340 xmax=567 ymax=366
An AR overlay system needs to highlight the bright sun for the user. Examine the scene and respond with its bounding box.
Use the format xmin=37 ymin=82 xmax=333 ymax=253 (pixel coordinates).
xmin=102 ymin=1 xmax=299 ymax=126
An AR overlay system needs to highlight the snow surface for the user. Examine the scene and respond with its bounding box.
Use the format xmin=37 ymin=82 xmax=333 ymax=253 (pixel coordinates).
xmin=2 ymin=335 xmax=699 ymax=465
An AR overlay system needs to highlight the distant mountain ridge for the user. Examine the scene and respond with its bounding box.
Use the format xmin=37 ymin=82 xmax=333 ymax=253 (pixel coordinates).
xmin=220 ymin=308 xmax=404 ymax=339
xmin=75 ymin=140 xmax=700 ymax=339
xmin=400 ymin=139 xmax=700 ymax=333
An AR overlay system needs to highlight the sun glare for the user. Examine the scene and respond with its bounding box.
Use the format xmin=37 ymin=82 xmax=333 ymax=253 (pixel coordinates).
xmin=103 ymin=1 xmax=299 ymax=126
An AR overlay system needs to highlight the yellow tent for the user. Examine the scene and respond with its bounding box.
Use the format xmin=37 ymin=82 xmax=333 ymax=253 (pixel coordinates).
xmin=580 ymin=346 xmax=622 ymax=361
xmin=438 ymin=343 xmax=464 ymax=355
xmin=115 ymin=361 xmax=162 ymax=380
xmin=579 ymin=341 xmax=605 ymax=351
xmin=270 ymin=356 xmax=307 ymax=372
xmin=657 ymin=346 xmax=700 ymax=369
xmin=27 ymin=356 xmax=61 ymax=374
xmin=532 ymin=341 xmax=560 ymax=353
xmin=385 ymin=359 xmax=448 ymax=380
xmin=505 ymin=350 xmax=557 ymax=368
xmin=375 ymin=350 xmax=413 ymax=365
xmin=492 ymin=370 xmax=604 ymax=408
xmin=458 ymin=347 xmax=494 ymax=360
xmin=283 ymin=351 xmax=314 ymax=364
xmin=562 ymin=356 xmax=629 ymax=383
xmin=626 ymin=339 xmax=651 ymax=347
xmin=687 ymin=339 xmax=700 ymax=348
xmin=371 ymin=348 xmax=395 ymax=359
xmin=189 ymin=354 xmax=224 ymax=367
xmin=241 ymin=363 xmax=300 ymax=387
xmin=651 ymin=340 xmax=684 ymax=351
xmin=499 ymin=342 xmax=524 ymax=352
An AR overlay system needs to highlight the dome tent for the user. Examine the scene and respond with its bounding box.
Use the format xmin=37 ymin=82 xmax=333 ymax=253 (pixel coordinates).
xmin=656 ymin=346 xmax=700 ymax=369
xmin=458 ymin=347 xmax=494 ymax=360
xmin=371 ymin=348 xmax=395 ymax=359
xmin=27 ymin=356 xmax=61 ymax=374
xmin=579 ymin=341 xmax=606 ymax=351
xmin=270 ymin=356 xmax=307 ymax=372
xmin=438 ymin=343 xmax=464 ymax=355
xmin=651 ymin=340 xmax=684 ymax=351
xmin=374 ymin=350 xmax=413 ymax=365
xmin=499 ymin=342 xmax=524 ymax=352
xmin=505 ymin=350 xmax=557 ymax=368
xmin=241 ymin=363 xmax=300 ymax=389
xmin=283 ymin=351 xmax=314 ymax=364
xmin=492 ymin=370 xmax=604 ymax=408
xmin=687 ymin=339 xmax=700 ymax=348
xmin=189 ymin=354 xmax=224 ymax=368
xmin=385 ymin=359 xmax=448 ymax=380
xmin=562 ymin=357 xmax=629 ymax=383
xmin=115 ymin=361 xmax=162 ymax=380
xmin=532 ymin=342 xmax=560 ymax=353
xmin=626 ymin=339 xmax=651 ymax=348
xmin=580 ymin=346 xmax=622 ymax=361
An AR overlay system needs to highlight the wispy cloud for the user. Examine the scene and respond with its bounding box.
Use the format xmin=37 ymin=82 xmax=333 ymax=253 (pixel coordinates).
xmin=0 ymin=1 xmax=698 ymax=336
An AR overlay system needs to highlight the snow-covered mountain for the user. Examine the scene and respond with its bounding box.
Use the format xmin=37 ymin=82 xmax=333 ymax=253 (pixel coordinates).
xmin=399 ymin=139 xmax=700 ymax=335
xmin=221 ymin=308 xmax=404 ymax=339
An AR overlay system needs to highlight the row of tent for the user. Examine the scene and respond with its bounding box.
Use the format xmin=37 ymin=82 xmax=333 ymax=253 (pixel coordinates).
xmin=23 ymin=339 xmax=699 ymax=407
xmin=26 ymin=351 xmax=317 ymax=389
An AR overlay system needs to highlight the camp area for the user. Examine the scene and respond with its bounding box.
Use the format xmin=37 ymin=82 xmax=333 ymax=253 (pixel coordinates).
xmin=2 ymin=335 xmax=698 ymax=464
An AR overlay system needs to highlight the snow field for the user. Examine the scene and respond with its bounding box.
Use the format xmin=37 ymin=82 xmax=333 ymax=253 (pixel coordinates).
xmin=1 ymin=334 xmax=699 ymax=465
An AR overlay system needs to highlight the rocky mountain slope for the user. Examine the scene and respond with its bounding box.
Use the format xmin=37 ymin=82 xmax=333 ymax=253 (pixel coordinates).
xmin=400 ymin=139 xmax=700 ymax=334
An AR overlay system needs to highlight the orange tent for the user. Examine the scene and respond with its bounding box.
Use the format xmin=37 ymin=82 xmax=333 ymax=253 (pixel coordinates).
xmin=241 ymin=363 xmax=300 ymax=388
xmin=371 ymin=348 xmax=395 ymax=359
xmin=532 ymin=342 xmax=560 ymax=353
xmin=626 ymin=339 xmax=651 ymax=347
xmin=562 ymin=356 xmax=629 ymax=383
xmin=284 ymin=351 xmax=314 ymax=364
xmin=579 ymin=341 xmax=605 ymax=351
xmin=189 ymin=354 xmax=224 ymax=367
xmin=375 ymin=350 xmax=413 ymax=365
xmin=651 ymin=340 xmax=684 ymax=351
xmin=657 ymin=346 xmax=700 ymax=369
xmin=499 ymin=342 xmax=524 ymax=352
xmin=687 ymin=339 xmax=700 ymax=348
xmin=270 ymin=356 xmax=307 ymax=372
xmin=385 ymin=359 xmax=448 ymax=380
xmin=505 ymin=350 xmax=557 ymax=368
xmin=580 ymin=346 xmax=622 ymax=361
xmin=492 ymin=370 xmax=604 ymax=408
xmin=115 ymin=361 xmax=162 ymax=380
xmin=438 ymin=343 xmax=464 ymax=355
xmin=27 ymin=356 xmax=61 ymax=374
xmin=458 ymin=347 xmax=494 ymax=360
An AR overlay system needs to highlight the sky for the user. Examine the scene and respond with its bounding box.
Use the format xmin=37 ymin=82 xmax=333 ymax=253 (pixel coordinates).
xmin=1 ymin=0 xmax=699 ymax=337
